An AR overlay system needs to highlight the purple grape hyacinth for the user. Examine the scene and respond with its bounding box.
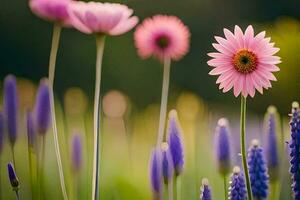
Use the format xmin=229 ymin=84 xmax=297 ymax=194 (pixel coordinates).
xmin=247 ymin=139 xmax=269 ymax=199
xmin=229 ymin=166 xmax=247 ymax=200
xmin=167 ymin=110 xmax=184 ymax=176
xmin=289 ymin=101 xmax=300 ymax=200
xmin=3 ymin=75 xmax=18 ymax=146
xmin=7 ymin=162 xmax=19 ymax=189
xmin=150 ymin=148 xmax=162 ymax=199
xmin=0 ymin=112 xmax=4 ymax=153
xmin=72 ymin=134 xmax=82 ymax=172
xmin=200 ymin=178 xmax=212 ymax=200
xmin=265 ymin=106 xmax=279 ymax=181
xmin=161 ymin=142 xmax=173 ymax=184
xmin=35 ymin=79 xmax=51 ymax=135
xmin=215 ymin=118 xmax=231 ymax=175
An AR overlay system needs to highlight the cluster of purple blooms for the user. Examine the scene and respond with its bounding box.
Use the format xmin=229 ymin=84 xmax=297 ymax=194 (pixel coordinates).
xmin=0 ymin=75 xmax=83 ymax=198
xmin=148 ymin=101 xmax=300 ymax=200
xmin=150 ymin=110 xmax=184 ymax=198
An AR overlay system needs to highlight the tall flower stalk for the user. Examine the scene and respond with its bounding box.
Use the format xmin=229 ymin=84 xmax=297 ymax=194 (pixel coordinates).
xmin=29 ymin=0 xmax=73 ymax=198
xmin=207 ymin=25 xmax=281 ymax=200
xmin=240 ymin=96 xmax=252 ymax=200
xmin=157 ymin=58 xmax=171 ymax=147
xmin=68 ymin=2 xmax=138 ymax=199
xmin=91 ymin=35 xmax=106 ymax=200
xmin=47 ymin=24 xmax=69 ymax=200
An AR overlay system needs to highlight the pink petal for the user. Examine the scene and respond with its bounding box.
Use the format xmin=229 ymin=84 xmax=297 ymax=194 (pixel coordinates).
xmin=244 ymin=25 xmax=254 ymax=49
xmin=212 ymin=43 xmax=233 ymax=56
xmin=234 ymin=25 xmax=244 ymax=49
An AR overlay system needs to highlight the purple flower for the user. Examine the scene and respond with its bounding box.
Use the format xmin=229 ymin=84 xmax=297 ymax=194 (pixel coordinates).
xmin=265 ymin=106 xmax=279 ymax=181
xmin=27 ymin=111 xmax=36 ymax=148
xmin=229 ymin=166 xmax=247 ymax=200
xmin=3 ymin=75 xmax=18 ymax=146
xmin=35 ymin=79 xmax=51 ymax=135
xmin=248 ymin=139 xmax=269 ymax=199
xmin=289 ymin=101 xmax=300 ymax=200
xmin=161 ymin=142 xmax=173 ymax=184
xmin=149 ymin=148 xmax=162 ymax=198
xmin=200 ymin=178 xmax=212 ymax=200
xmin=7 ymin=162 xmax=19 ymax=189
xmin=167 ymin=110 xmax=184 ymax=176
xmin=214 ymin=118 xmax=231 ymax=175
xmin=0 ymin=112 xmax=4 ymax=153
xmin=72 ymin=134 xmax=82 ymax=172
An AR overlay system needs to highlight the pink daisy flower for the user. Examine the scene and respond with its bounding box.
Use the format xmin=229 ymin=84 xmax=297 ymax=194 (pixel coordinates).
xmin=207 ymin=25 xmax=281 ymax=98
xmin=68 ymin=2 xmax=138 ymax=35
xmin=134 ymin=15 xmax=190 ymax=61
xmin=29 ymin=0 xmax=72 ymax=25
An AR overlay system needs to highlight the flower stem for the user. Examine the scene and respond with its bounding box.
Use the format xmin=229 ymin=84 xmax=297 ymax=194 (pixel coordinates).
xmin=223 ymin=175 xmax=227 ymax=200
xmin=173 ymin=176 xmax=177 ymax=200
xmin=168 ymin=179 xmax=173 ymax=200
xmin=240 ymin=96 xmax=252 ymax=200
xmin=11 ymin=146 xmax=16 ymax=172
xmin=48 ymin=23 xmax=68 ymax=200
xmin=39 ymin=135 xmax=46 ymax=200
xmin=156 ymin=58 xmax=171 ymax=148
xmin=91 ymin=35 xmax=106 ymax=200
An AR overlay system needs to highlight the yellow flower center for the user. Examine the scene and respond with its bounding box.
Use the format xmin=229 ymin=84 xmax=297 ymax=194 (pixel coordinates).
xmin=233 ymin=49 xmax=258 ymax=74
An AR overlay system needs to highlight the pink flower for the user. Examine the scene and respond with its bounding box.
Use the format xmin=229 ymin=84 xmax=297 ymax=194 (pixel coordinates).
xmin=68 ymin=2 xmax=138 ymax=35
xmin=208 ymin=25 xmax=281 ymax=98
xmin=134 ymin=15 xmax=190 ymax=61
xmin=29 ymin=0 xmax=72 ymax=25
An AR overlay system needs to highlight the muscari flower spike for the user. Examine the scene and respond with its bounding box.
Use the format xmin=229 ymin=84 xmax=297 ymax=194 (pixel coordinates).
xmin=161 ymin=142 xmax=173 ymax=184
xmin=289 ymin=101 xmax=300 ymax=200
xmin=0 ymin=112 xmax=4 ymax=154
xmin=247 ymin=139 xmax=269 ymax=199
xmin=149 ymin=148 xmax=162 ymax=199
xmin=3 ymin=75 xmax=18 ymax=146
xmin=167 ymin=110 xmax=184 ymax=176
xmin=35 ymin=79 xmax=51 ymax=135
xmin=7 ymin=162 xmax=19 ymax=190
xmin=72 ymin=134 xmax=83 ymax=172
xmin=200 ymin=178 xmax=212 ymax=200
xmin=265 ymin=106 xmax=279 ymax=181
xmin=215 ymin=118 xmax=231 ymax=175
xmin=229 ymin=166 xmax=247 ymax=200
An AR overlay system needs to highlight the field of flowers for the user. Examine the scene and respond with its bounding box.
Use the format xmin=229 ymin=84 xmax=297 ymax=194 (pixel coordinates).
xmin=0 ymin=0 xmax=300 ymax=200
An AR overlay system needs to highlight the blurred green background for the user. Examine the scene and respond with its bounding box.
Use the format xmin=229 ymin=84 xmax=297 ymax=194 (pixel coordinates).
xmin=0 ymin=0 xmax=300 ymax=199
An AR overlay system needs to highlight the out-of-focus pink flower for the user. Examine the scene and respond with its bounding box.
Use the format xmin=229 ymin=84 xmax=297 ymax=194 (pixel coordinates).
xmin=68 ymin=2 xmax=138 ymax=35
xmin=207 ymin=25 xmax=281 ymax=98
xmin=29 ymin=0 xmax=72 ymax=25
xmin=134 ymin=15 xmax=190 ymax=61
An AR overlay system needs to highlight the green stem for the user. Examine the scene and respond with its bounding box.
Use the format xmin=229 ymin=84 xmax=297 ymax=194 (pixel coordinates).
xmin=48 ymin=23 xmax=68 ymax=200
xmin=28 ymin=147 xmax=37 ymax=200
xmin=223 ymin=175 xmax=227 ymax=200
xmin=39 ymin=136 xmax=46 ymax=200
xmin=173 ymin=176 xmax=177 ymax=200
xmin=91 ymin=35 xmax=106 ymax=200
xmin=156 ymin=58 xmax=171 ymax=148
xmin=11 ymin=146 xmax=16 ymax=172
xmin=240 ymin=96 xmax=252 ymax=200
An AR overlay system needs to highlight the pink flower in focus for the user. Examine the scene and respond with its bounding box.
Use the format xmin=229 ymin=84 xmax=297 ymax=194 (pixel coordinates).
xmin=29 ymin=0 xmax=72 ymax=25
xmin=134 ymin=15 xmax=190 ymax=61
xmin=207 ymin=25 xmax=281 ymax=98
xmin=68 ymin=2 xmax=138 ymax=35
